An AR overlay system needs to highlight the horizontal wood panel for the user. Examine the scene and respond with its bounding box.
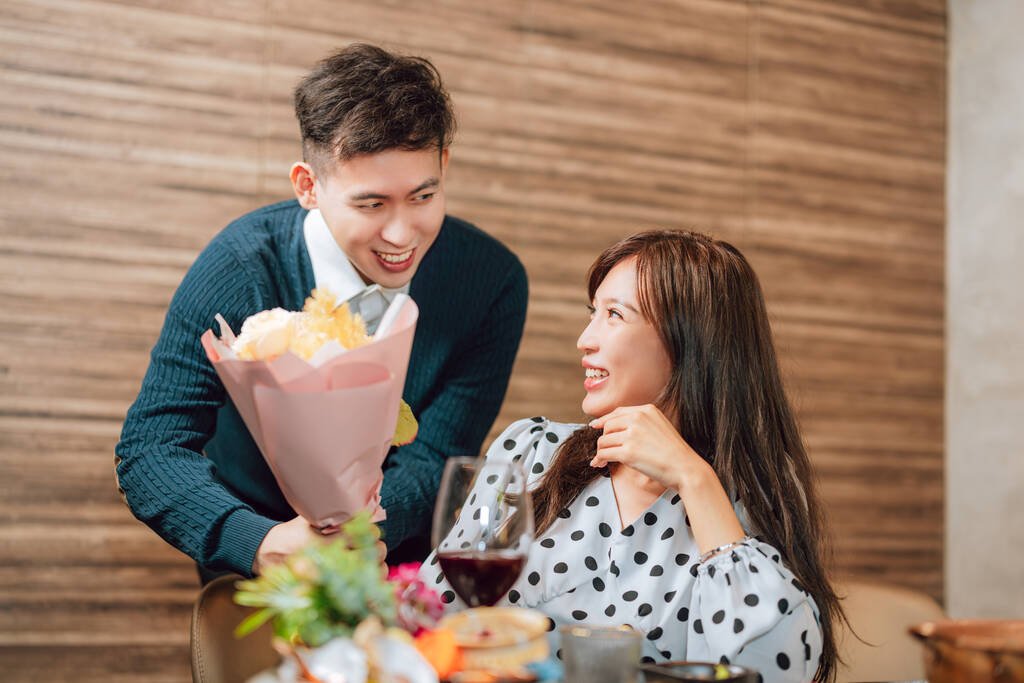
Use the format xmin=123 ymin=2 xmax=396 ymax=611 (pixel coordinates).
xmin=0 ymin=0 xmax=945 ymax=680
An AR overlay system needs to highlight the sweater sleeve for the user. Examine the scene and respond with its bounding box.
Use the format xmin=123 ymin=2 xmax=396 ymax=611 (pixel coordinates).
xmin=377 ymin=258 xmax=528 ymax=551
xmin=684 ymin=539 xmax=823 ymax=683
xmin=114 ymin=239 xmax=278 ymax=577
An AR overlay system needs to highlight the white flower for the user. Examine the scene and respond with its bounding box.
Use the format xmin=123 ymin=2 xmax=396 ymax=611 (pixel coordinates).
xmin=232 ymin=308 xmax=296 ymax=360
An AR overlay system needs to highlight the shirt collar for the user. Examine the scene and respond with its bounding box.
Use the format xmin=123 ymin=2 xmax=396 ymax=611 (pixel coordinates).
xmin=303 ymin=208 xmax=410 ymax=304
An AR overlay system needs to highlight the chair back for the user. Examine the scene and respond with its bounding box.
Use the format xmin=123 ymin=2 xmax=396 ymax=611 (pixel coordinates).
xmin=190 ymin=575 xmax=279 ymax=683
xmin=836 ymin=580 xmax=945 ymax=683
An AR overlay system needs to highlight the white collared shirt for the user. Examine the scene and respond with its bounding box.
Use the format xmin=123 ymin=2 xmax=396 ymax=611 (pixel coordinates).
xmin=303 ymin=208 xmax=410 ymax=303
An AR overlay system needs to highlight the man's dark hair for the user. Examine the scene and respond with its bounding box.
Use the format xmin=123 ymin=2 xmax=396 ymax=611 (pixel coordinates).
xmin=294 ymin=43 xmax=456 ymax=172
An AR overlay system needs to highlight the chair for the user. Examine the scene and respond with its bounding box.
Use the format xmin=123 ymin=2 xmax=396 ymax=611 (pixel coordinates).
xmin=835 ymin=580 xmax=945 ymax=683
xmin=190 ymin=574 xmax=279 ymax=683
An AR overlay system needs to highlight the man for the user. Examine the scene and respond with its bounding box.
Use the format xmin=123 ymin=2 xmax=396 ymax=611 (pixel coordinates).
xmin=115 ymin=44 xmax=528 ymax=579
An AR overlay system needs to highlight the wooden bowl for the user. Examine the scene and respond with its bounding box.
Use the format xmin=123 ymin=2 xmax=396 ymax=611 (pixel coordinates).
xmin=910 ymin=620 xmax=1024 ymax=683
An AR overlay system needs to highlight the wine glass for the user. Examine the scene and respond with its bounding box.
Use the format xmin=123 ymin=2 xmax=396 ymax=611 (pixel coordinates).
xmin=432 ymin=457 xmax=534 ymax=607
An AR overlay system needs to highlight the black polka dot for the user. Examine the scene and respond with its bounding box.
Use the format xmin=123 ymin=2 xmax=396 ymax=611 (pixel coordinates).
xmin=469 ymin=493 xmax=477 ymax=505
xmin=744 ymin=594 xmax=759 ymax=607
xmin=530 ymin=425 xmax=543 ymax=433
xmin=772 ymin=554 xmax=780 ymax=563
xmin=644 ymin=512 xmax=658 ymax=526
xmin=585 ymin=496 xmax=599 ymax=507
xmin=650 ymin=565 xmax=664 ymax=577
xmin=675 ymin=553 xmax=690 ymax=566
xmin=801 ymin=630 xmax=807 ymax=643
xmin=599 ymin=522 xmax=612 ymax=537
xmin=694 ymin=619 xmax=704 ymax=634
xmin=605 ymin=604 xmax=616 ymax=617
xmin=749 ymin=563 xmax=759 ymax=573
xmin=712 ymin=610 xmax=725 ymax=625
xmin=545 ymin=432 xmax=559 ymax=443
xmin=661 ymin=650 xmax=673 ymax=659
xmin=532 ymin=462 xmax=544 ymax=475
xmin=540 ymin=538 xmax=555 ymax=548
xmin=508 ymin=589 xmax=520 ymax=603
xmin=641 ymin=656 xmax=656 ymax=664
xmin=571 ymin=530 xmax=585 ymax=541
xmin=664 ymin=590 xmax=676 ymax=602
xmin=670 ymin=494 xmax=681 ymax=505
xmin=805 ymin=644 xmax=812 ymax=661
xmin=661 ymin=528 xmax=674 ymax=541
xmin=733 ymin=619 xmax=744 ymax=634
xmin=634 ymin=551 xmax=648 ymax=565
xmin=430 ymin=555 xmax=438 ymax=566
xmin=556 ymin=649 xmax=562 ymax=660
xmin=441 ymin=590 xmax=455 ymax=604
xmin=460 ymin=541 xmax=470 ymax=549
xmin=546 ymin=618 xmax=556 ymax=631
xmin=528 ymin=571 xmax=540 ymax=585
xmin=690 ymin=564 xmax=699 ymax=578
xmin=778 ymin=598 xmax=789 ymax=614
xmin=730 ymin=551 xmax=741 ymax=563
xmin=646 ymin=627 xmax=663 ymax=640
xmin=792 ymin=578 xmax=806 ymax=593
xmin=554 ymin=562 xmax=568 ymax=573
xmin=435 ymin=573 xmax=444 ymax=584
xmin=585 ymin=556 xmax=598 ymax=571
xmin=572 ymin=610 xmax=588 ymax=621
xmin=593 ymin=577 xmax=605 ymax=591
xmin=558 ymin=508 xmax=572 ymax=519
xmin=720 ymin=656 xmax=730 ymax=665
xmin=610 ymin=561 xmax=620 ymax=576
xmin=638 ymin=603 xmax=652 ymax=617
xmin=486 ymin=474 xmax=498 ymax=485
xmin=472 ymin=508 xmax=481 ymax=520
xmin=621 ymin=525 xmax=635 ymax=537
xmin=684 ymin=515 xmax=691 ymax=527
xmin=503 ymin=439 xmax=516 ymax=450
xmin=708 ymin=565 xmax=717 ymax=579
xmin=677 ymin=607 xmax=689 ymax=622
xmin=513 ymin=453 xmax=522 ymax=462
xmin=531 ymin=416 xmax=544 ymax=423
xmin=776 ymin=653 xmax=790 ymax=670
xmin=622 ymin=590 xmax=638 ymax=602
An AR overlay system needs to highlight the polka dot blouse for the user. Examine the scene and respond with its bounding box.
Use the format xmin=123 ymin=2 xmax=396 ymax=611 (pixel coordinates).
xmin=420 ymin=418 xmax=823 ymax=683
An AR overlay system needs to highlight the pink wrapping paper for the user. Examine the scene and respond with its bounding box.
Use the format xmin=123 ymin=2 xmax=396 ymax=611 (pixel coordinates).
xmin=200 ymin=296 xmax=418 ymax=529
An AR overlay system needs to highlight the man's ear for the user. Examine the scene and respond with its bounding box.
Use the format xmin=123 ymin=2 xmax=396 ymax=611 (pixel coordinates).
xmin=290 ymin=162 xmax=318 ymax=209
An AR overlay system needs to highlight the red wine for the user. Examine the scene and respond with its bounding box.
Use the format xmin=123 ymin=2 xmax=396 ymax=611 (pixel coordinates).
xmin=438 ymin=551 xmax=526 ymax=607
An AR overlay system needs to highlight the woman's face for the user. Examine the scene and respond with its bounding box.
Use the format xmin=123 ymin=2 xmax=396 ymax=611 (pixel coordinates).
xmin=576 ymin=257 xmax=673 ymax=418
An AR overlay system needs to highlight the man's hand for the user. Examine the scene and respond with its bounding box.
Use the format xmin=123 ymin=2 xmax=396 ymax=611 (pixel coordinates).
xmin=251 ymin=516 xmax=324 ymax=575
xmin=251 ymin=516 xmax=388 ymax=575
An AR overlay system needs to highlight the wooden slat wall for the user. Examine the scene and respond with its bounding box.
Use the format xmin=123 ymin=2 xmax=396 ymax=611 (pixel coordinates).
xmin=0 ymin=1 xmax=945 ymax=680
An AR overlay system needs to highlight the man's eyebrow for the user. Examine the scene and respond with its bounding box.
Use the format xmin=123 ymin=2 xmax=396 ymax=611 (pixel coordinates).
xmin=348 ymin=178 xmax=439 ymax=202
xmin=408 ymin=177 xmax=440 ymax=195
xmin=349 ymin=191 xmax=389 ymax=201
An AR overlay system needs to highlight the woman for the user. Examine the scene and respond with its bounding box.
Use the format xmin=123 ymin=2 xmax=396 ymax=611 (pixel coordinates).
xmin=421 ymin=231 xmax=844 ymax=682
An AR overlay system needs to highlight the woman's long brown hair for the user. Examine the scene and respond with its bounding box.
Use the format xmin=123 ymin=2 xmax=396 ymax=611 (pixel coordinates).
xmin=530 ymin=230 xmax=845 ymax=681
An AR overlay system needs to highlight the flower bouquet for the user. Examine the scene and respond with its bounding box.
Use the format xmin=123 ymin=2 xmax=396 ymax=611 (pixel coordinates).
xmin=235 ymin=513 xmax=460 ymax=683
xmin=200 ymin=288 xmax=419 ymax=529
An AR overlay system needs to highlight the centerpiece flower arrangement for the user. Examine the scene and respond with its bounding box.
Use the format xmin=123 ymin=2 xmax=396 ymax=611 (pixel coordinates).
xmin=200 ymin=288 xmax=419 ymax=530
xmin=235 ymin=512 xmax=461 ymax=683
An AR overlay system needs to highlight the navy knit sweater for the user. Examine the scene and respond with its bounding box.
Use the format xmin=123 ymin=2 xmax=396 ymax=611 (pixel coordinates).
xmin=115 ymin=200 xmax=528 ymax=577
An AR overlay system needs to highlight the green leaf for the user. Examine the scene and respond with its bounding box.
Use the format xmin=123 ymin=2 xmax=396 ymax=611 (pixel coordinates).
xmin=235 ymin=608 xmax=275 ymax=638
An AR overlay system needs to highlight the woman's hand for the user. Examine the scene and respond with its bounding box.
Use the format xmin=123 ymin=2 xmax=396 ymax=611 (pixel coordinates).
xmin=589 ymin=403 xmax=711 ymax=493
xmin=589 ymin=404 xmax=746 ymax=555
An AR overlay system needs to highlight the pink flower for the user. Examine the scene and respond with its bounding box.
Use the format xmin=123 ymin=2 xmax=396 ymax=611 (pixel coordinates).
xmin=388 ymin=562 xmax=444 ymax=636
